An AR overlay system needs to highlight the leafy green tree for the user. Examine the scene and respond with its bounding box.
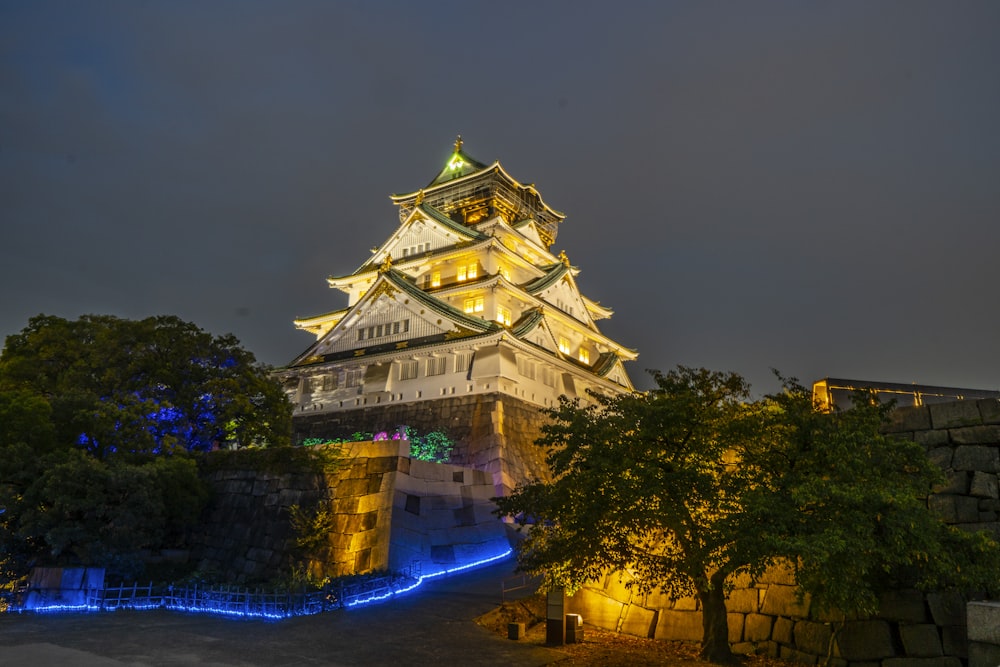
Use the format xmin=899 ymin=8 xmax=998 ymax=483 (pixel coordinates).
xmin=0 ymin=313 xmax=286 ymax=578
xmin=15 ymin=452 xmax=208 ymax=578
xmin=0 ymin=314 xmax=293 ymax=454
xmin=495 ymin=367 xmax=999 ymax=664
xmin=745 ymin=379 xmax=1000 ymax=619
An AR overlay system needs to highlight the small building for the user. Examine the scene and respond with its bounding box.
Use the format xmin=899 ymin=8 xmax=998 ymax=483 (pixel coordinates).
xmin=812 ymin=377 xmax=1000 ymax=412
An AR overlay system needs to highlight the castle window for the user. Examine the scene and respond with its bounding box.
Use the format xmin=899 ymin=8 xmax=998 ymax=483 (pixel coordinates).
xmin=517 ymin=357 xmax=536 ymax=380
xmin=322 ymin=375 xmax=337 ymax=391
xmin=496 ymin=306 xmax=511 ymax=326
xmin=542 ymin=367 xmax=557 ymax=387
xmin=455 ymin=351 xmax=473 ymax=373
xmin=430 ymin=271 xmax=441 ymax=288
xmin=464 ymin=296 xmax=484 ymax=314
xmin=457 ymin=265 xmax=467 ymax=281
xmin=399 ymin=360 xmax=418 ymax=381
xmin=558 ymin=337 xmax=571 ymax=354
xmin=427 ymin=356 xmax=447 ymax=376
xmin=579 ymin=348 xmax=590 ymax=364
xmin=345 ymin=368 xmax=364 ymax=388
xmin=499 ymin=265 xmax=511 ymax=281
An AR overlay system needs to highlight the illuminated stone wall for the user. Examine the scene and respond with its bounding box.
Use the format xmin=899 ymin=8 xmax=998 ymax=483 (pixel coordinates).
xmin=192 ymin=439 xmax=509 ymax=584
xmin=566 ymin=398 xmax=1000 ymax=666
xmin=292 ymin=392 xmax=554 ymax=495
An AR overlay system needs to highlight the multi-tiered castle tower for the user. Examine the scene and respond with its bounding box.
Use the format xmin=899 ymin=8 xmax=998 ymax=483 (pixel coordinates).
xmin=279 ymin=138 xmax=636 ymax=491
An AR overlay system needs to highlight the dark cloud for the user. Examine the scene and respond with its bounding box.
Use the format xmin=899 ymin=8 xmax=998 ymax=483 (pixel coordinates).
xmin=2 ymin=1 xmax=999 ymax=394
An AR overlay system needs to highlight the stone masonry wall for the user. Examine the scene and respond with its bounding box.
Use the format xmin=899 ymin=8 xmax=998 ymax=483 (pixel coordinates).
xmin=566 ymin=398 xmax=1000 ymax=666
xmin=192 ymin=440 xmax=508 ymax=584
xmin=292 ymin=392 xmax=554 ymax=495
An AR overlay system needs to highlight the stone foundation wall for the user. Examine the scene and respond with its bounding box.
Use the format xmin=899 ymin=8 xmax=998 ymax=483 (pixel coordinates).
xmin=292 ymin=393 xmax=554 ymax=495
xmin=192 ymin=440 xmax=508 ymax=584
xmin=567 ymin=398 xmax=1000 ymax=666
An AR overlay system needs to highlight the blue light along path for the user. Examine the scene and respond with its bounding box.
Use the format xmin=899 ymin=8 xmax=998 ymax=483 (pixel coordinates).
xmin=0 ymin=556 xmax=564 ymax=666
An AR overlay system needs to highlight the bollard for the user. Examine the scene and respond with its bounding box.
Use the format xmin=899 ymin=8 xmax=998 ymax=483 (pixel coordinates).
xmin=508 ymin=622 xmax=526 ymax=640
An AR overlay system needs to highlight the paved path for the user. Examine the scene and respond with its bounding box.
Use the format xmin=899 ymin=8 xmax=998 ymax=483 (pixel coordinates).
xmin=0 ymin=559 xmax=566 ymax=666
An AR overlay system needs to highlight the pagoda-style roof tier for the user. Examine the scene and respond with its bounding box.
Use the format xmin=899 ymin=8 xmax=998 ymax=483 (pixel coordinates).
xmin=281 ymin=138 xmax=637 ymax=410
xmin=391 ymin=139 xmax=565 ymax=248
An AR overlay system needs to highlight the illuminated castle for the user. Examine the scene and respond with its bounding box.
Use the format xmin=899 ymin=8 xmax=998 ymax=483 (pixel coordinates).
xmin=278 ymin=138 xmax=636 ymax=487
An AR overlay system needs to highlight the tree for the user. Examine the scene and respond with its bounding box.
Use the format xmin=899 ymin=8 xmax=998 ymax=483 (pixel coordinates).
xmin=495 ymin=367 xmax=999 ymax=664
xmin=0 ymin=314 xmax=293 ymax=454
xmin=0 ymin=313 xmax=290 ymax=578
xmin=745 ymin=378 xmax=1000 ymax=619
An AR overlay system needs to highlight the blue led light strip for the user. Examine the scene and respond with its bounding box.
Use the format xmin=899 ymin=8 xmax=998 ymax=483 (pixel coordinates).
xmin=18 ymin=548 xmax=513 ymax=619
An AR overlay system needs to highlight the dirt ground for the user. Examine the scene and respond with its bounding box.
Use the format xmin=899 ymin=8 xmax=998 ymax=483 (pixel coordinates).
xmin=475 ymin=594 xmax=795 ymax=667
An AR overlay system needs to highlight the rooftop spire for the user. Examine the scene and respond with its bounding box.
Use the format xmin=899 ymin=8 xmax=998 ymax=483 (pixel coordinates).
xmin=454 ymin=134 xmax=463 ymax=152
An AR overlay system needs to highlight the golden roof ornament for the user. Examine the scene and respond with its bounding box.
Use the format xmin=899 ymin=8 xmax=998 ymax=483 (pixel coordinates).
xmin=379 ymin=253 xmax=393 ymax=274
xmin=558 ymin=250 xmax=570 ymax=267
xmin=454 ymin=135 xmax=463 ymax=152
xmin=414 ymin=189 xmax=424 ymax=205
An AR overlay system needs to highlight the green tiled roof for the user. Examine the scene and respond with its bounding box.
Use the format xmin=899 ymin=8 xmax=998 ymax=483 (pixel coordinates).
xmin=427 ymin=147 xmax=489 ymax=187
xmin=523 ymin=263 xmax=571 ymax=294
xmin=416 ymin=203 xmax=488 ymax=241
xmin=382 ymin=268 xmax=501 ymax=334
xmin=592 ymin=352 xmax=621 ymax=378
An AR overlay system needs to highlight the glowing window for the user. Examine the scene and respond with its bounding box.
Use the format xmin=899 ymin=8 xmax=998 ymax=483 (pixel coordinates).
xmin=399 ymin=360 xmax=418 ymax=381
xmin=467 ymin=264 xmax=478 ymax=279
xmin=499 ymin=266 xmax=510 ymax=281
xmin=464 ymin=297 xmax=484 ymax=314
xmin=496 ymin=306 xmax=511 ymax=326
xmin=430 ymin=272 xmax=441 ymax=288
xmin=558 ymin=337 xmax=571 ymax=354
xmin=579 ymin=349 xmax=590 ymax=364
xmin=457 ymin=265 xmax=467 ymax=281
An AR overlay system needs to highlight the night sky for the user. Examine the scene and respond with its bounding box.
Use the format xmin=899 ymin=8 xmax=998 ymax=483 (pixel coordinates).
xmin=3 ymin=1 xmax=999 ymax=395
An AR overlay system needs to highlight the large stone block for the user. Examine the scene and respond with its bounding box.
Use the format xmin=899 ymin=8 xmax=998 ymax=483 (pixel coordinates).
xmin=620 ymin=604 xmax=657 ymax=638
xmin=780 ymin=646 xmax=820 ymax=664
xmin=928 ymin=494 xmax=981 ymax=523
xmin=927 ymin=446 xmax=955 ymax=470
xmin=933 ymin=470 xmax=970 ymax=495
xmin=726 ymin=587 xmax=760 ymax=614
xmin=773 ymin=616 xmax=794 ymax=644
xmin=654 ymin=609 xmax=703 ymax=642
xmin=794 ymin=620 xmax=833 ymax=657
xmin=953 ymin=445 xmax=1000 ymax=472
xmin=879 ymin=589 xmax=929 ymax=623
xmin=835 ymin=620 xmax=895 ymax=661
xmin=968 ymin=601 xmax=1000 ymax=644
xmin=927 ymin=591 xmax=966 ymax=626
xmin=566 ymin=588 xmax=624 ymax=632
xmin=941 ymin=624 xmax=967 ymax=659
xmin=930 ymin=402 xmax=983 ymax=429
xmin=882 ymin=659 xmax=962 ymax=667
xmin=918 ymin=430 xmax=952 ymax=447
xmin=761 ymin=584 xmax=810 ymax=618
xmin=970 ymin=471 xmax=999 ymax=498
xmin=970 ymin=642 xmax=1000 ymax=667
xmin=979 ymin=399 xmax=1000 ymax=425
xmin=744 ymin=613 xmax=773 ymax=642
xmin=889 ymin=407 xmax=932 ymax=433
xmin=899 ymin=624 xmax=944 ymax=657
xmin=729 ymin=613 xmax=745 ymax=643
xmin=758 ymin=560 xmax=797 ymax=585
